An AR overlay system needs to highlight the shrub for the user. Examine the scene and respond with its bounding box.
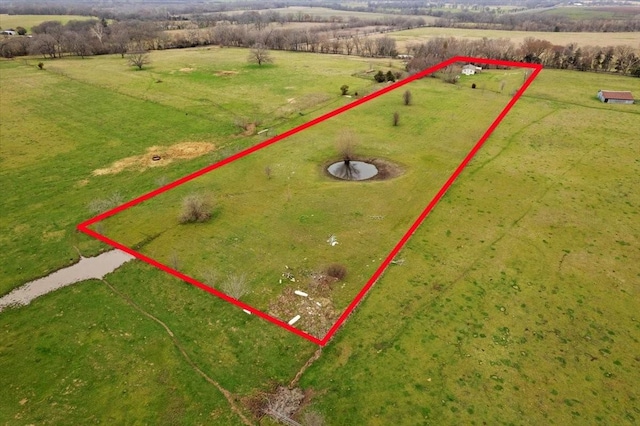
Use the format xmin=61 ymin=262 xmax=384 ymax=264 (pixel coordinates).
xmin=393 ymin=111 xmax=400 ymax=126
xmin=326 ymin=264 xmax=347 ymax=281
xmin=403 ymin=90 xmax=412 ymax=106
xmin=221 ymin=274 xmax=250 ymax=299
xmin=340 ymin=84 xmax=349 ymax=95
xmin=385 ymin=70 xmax=396 ymax=82
xmin=179 ymin=194 xmax=212 ymax=224
xmin=37 ymin=62 xmax=44 ymax=70
xmin=87 ymin=192 xmax=124 ymax=214
xmin=374 ymin=70 xmax=386 ymax=83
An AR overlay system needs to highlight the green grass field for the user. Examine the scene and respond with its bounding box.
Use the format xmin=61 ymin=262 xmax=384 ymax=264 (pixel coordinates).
xmin=0 ymin=14 xmax=95 ymax=32
xmin=1 ymin=48 xmax=639 ymax=424
xmin=92 ymin=66 xmax=527 ymax=338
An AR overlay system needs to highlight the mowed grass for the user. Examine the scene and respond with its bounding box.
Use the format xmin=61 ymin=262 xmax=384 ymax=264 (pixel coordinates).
xmin=298 ymin=70 xmax=640 ymax=424
xmin=1 ymin=47 xmax=639 ymax=425
xmin=383 ymin=26 xmax=640 ymax=53
xmin=94 ymin=67 xmax=528 ymax=336
xmin=0 ymin=48 xmax=390 ymax=296
xmin=0 ymin=14 xmax=95 ymax=32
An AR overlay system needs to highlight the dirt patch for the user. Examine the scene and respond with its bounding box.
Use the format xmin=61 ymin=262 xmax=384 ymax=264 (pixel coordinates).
xmin=215 ymin=70 xmax=239 ymax=76
xmin=92 ymin=142 xmax=216 ymax=176
xmin=179 ymin=67 xmax=195 ymax=72
xmin=269 ymin=287 xmax=337 ymax=338
xmin=242 ymin=122 xmax=256 ymax=136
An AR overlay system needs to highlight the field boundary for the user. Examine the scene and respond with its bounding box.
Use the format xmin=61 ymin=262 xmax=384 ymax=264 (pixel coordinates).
xmin=78 ymin=56 xmax=542 ymax=346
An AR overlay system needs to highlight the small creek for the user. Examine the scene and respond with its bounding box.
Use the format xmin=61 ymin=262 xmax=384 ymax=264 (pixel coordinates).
xmin=0 ymin=250 xmax=134 ymax=312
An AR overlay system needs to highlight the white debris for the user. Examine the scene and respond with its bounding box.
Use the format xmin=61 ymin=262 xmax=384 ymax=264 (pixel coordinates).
xmin=243 ymin=309 xmax=251 ymax=315
xmin=327 ymin=235 xmax=339 ymax=246
xmin=316 ymin=302 xmax=321 ymax=307
xmin=294 ymin=290 xmax=308 ymax=297
xmin=288 ymin=315 xmax=301 ymax=325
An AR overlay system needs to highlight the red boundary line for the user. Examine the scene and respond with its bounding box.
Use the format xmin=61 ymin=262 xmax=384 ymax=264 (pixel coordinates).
xmin=78 ymin=56 xmax=542 ymax=346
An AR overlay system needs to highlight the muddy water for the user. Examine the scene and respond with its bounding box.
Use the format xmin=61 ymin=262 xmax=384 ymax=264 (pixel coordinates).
xmin=0 ymin=250 xmax=134 ymax=312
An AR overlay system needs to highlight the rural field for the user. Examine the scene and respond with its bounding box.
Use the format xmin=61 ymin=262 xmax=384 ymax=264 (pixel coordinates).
xmin=0 ymin=14 xmax=95 ymax=32
xmin=1 ymin=45 xmax=639 ymax=425
xmin=383 ymin=26 xmax=640 ymax=52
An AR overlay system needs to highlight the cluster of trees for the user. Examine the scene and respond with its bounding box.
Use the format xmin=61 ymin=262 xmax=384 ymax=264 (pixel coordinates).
xmin=0 ymin=19 xmax=161 ymax=58
xmin=406 ymin=37 xmax=640 ymax=76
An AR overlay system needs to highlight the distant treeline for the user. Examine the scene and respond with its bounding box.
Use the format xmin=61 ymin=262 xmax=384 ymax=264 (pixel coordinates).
xmin=2 ymin=0 xmax=639 ymax=33
xmin=1 ymin=18 xmax=638 ymax=77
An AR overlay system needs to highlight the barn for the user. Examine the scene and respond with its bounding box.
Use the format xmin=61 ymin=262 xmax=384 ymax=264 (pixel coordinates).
xmin=597 ymin=90 xmax=635 ymax=104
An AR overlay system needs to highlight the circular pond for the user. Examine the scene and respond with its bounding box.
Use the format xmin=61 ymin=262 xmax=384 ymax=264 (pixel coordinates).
xmin=327 ymin=160 xmax=379 ymax=181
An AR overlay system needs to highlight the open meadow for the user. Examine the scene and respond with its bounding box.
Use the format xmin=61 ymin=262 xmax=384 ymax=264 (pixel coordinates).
xmin=1 ymin=47 xmax=639 ymax=424
xmin=0 ymin=14 xmax=95 ymax=32
xmin=383 ymin=26 xmax=640 ymax=53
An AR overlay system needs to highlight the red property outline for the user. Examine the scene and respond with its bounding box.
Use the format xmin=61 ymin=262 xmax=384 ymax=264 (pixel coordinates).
xmin=78 ymin=57 xmax=542 ymax=346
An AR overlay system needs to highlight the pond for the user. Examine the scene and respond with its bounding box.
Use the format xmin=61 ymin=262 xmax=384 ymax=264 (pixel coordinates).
xmin=327 ymin=160 xmax=379 ymax=181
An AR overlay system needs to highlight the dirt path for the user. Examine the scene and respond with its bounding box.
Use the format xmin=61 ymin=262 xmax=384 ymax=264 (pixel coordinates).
xmin=101 ymin=278 xmax=254 ymax=426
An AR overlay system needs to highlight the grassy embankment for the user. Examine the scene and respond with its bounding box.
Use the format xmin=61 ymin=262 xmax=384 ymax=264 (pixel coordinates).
xmin=1 ymin=46 xmax=639 ymax=424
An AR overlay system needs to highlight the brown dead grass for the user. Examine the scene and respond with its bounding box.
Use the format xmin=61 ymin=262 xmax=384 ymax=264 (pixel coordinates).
xmin=92 ymin=142 xmax=215 ymax=176
xmin=215 ymin=70 xmax=239 ymax=76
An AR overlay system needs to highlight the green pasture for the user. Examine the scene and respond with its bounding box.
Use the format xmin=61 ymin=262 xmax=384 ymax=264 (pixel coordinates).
xmin=95 ymin=68 xmax=526 ymax=337
xmin=299 ymin=70 xmax=640 ymax=423
xmin=0 ymin=48 xmax=392 ymax=297
xmin=1 ymin=46 xmax=639 ymax=425
xmin=0 ymin=14 xmax=95 ymax=32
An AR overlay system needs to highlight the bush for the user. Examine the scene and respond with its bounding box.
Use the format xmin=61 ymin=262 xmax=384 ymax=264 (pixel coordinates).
xmin=221 ymin=274 xmax=250 ymax=299
xmin=179 ymin=194 xmax=212 ymax=224
xmin=374 ymin=70 xmax=386 ymax=83
xmin=393 ymin=111 xmax=400 ymax=126
xmin=340 ymin=84 xmax=349 ymax=95
xmin=326 ymin=264 xmax=347 ymax=281
xmin=403 ymin=90 xmax=412 ymax=106
xmin=385 ymin=70 xmax=396 ymax=82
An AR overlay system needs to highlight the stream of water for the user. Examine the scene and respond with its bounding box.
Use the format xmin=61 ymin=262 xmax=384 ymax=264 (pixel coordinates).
xmin=0 ymin=250 xmax=134 ymax=312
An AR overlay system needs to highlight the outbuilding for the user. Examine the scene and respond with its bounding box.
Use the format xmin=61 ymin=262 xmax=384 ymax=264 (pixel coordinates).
xmin=462 ymin=64 xmax=482 ymax=76
xmin=597 ymin=90 xmax=635 ymax=104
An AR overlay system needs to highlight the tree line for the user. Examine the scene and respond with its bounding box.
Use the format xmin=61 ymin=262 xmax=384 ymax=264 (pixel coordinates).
xmin=1 ymin=18 xmax=638 ymax=77
xmin=405 ymin=36 xmax=640 ymax=76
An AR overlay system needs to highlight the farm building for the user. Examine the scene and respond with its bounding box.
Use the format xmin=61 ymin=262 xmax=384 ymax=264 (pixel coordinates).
xmin=462 ymin=64 xmax=482 ymax=76
xmin=597 ymin=90 xmax=635 ymax=104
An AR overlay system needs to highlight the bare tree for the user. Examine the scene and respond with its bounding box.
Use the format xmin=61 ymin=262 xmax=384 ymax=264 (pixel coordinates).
xmin=403 ymin=90 xmax=412 ymax=106
xmin=221 ymin=274 xmax=250 ymax=299
xmin=127 ymin=50 xmax=150 ymax=70
xmin=337 ymin=129 xmax=358 ymax=161
xmin=248 ymin=43 xmax=273 ymax=66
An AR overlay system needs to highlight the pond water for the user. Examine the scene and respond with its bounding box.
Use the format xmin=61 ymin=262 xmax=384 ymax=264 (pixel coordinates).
xmin=327 ymin=160 xmax=379 ymax=181
xmin=0 ymin=250 xmax=134 ymax=312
